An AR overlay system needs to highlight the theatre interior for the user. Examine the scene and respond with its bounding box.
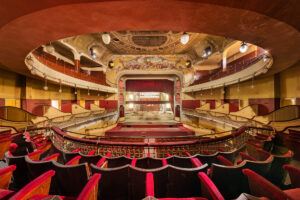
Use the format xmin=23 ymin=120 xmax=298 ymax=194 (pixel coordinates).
xmin=0 ymin=1 xmax=300 ymax=200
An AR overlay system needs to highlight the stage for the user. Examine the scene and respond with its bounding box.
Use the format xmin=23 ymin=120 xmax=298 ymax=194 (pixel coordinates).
xmin=105 ymin=123 xmax=195 ymax=137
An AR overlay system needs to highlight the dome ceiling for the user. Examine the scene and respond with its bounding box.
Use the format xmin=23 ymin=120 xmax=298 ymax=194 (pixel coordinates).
xmin=62 ymin=31 xmax=234 ymax=62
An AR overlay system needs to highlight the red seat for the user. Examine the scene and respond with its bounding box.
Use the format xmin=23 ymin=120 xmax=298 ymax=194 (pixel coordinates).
xmin=243 ymin=168 xmax=300 ymax=200
xmin=283 ymin=165 xmax=300 ymax=188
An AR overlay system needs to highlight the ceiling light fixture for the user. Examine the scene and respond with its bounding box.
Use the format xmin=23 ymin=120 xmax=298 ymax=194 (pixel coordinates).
xmin=180 ymin=32 xmax=189 ymax=45
xmin=89 ymin=48 xmax=96 ymax=59
xmin=58 ymin=80 xmax=62 ymax=93
xmin=87 ymin=87 xmax=90 ymax=96
xmin=31 ymin=68 xmax=37 ymax=75
xmin=74 ymin=85 xmax=77 ymax=95
xmin=43 ymin=77 xmax=48 ymax=91
xmin=239 ymin=42 xmax=248 ymax=53
xmin=202 ymin=46 xmax=212 ymax=58
xmin=251 ymin=75 xmax=255 ymax=89
xmin=102 ymin=32 xmax=111 ymax=45
xmin=237 ymin=79 xmax=240 ymax=92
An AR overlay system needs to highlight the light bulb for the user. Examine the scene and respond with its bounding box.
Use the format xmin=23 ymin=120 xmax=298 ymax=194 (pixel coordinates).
xmin=239 ymin=42 xmax=248 ymax=53
xmin=31 ymin=68 xmax=37 ymax=75
xmin=43 ymin=85 xmax=48 ymax=91
xmin=180 ymin=32 xmax=189 ymax=45
xmin=102 ymin=32 xmax=111 ymax=45
xmin=59 ymin=88 xmax=62 ymax=93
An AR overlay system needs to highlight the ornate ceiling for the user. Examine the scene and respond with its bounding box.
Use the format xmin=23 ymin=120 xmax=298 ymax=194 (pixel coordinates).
xmin=61 ymin=31 xmax=234 ymax=64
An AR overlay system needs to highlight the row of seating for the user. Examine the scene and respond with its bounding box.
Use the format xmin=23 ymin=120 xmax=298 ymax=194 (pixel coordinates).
xmin=1 ymin=126 xmax=300 ymax=199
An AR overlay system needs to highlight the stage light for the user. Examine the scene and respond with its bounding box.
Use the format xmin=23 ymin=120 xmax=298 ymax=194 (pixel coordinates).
xmin=166 ymin=103 xmax=171 ymax=109
xmin=202 ymin=46 xmax=212 ymax=58
xmin=180 ymin=32 xmax=189 ymax=45
xmin=31 ymin=68 xmax=37 ymax=75
xmin=239 ymin=42 xmax=248 ymax=53
xmin=129 ymin=94 xmax=134 ymax=100
xmin=102 ymin=32 xmax=111 ymax=45
xmin=108 ymin=60 xmax=114 ymax=69
xmin=43 ymin=77 xmax=48 ymax=91
xmin=89 ymin=48 xmax=97 ymax=59
xmin=185 ymin=60 xmax=191 ymax=68
xmin=129 ymin=103 xmax=133 ymax=109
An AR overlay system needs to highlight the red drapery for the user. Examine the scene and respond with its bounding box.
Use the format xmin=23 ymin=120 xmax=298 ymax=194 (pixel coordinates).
xmin=126 ymin=80 xmax=174 ymax=94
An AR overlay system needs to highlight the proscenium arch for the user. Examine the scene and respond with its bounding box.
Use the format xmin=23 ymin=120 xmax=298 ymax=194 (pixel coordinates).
xmin=0 ymin=0 xmax=299 ymax=80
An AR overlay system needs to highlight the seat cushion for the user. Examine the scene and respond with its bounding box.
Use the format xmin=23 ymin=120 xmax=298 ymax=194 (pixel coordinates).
xmin=0 ymin=189 xmax=14 ymax=199
xmin=284 ymin=188 xmax=300 ymax=200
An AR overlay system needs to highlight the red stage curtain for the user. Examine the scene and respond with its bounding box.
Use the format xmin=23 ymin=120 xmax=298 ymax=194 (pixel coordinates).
xmin=126 ymin=80 xmax=174 ymax=94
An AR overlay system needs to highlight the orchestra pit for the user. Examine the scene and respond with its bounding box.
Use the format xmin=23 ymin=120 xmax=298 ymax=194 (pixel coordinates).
xmin=1 ymin=1 xmax=300 ymax=200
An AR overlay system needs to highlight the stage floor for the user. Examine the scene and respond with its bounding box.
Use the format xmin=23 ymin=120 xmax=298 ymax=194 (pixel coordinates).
xmin=124 ymin=111 xmax=176 ymax=125
xmin=105 ymin=123 xmax=195 ymax=137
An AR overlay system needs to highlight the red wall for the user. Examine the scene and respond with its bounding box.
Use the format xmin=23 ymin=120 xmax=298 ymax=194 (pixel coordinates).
xmin=85 ymin=100 xmax=94 ymax=110
xmin=248 ymin=98 xmax=280 ymax=115
xmin=206 ymin=100 xmax=216 ymax=109
xmin=61 ymin=100 xmax=78 ymax=113
xmin=21 ymin=99 xmax=51 ymax=116
xmin=99 ymin=100 xmax=118 ymax=110
xmin=223 ymin=99 xmax=239 ymax=112
xmin=182 ymin=100 xmax=200 ymax=109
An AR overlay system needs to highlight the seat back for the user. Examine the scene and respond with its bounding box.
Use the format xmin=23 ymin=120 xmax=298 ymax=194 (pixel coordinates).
xmin=5 ymin=152 xmax=30 ymax=190
xmin=268 ymin=151 xmax=293 ymax=187
xmin=129 ymin=165 xmax=168 ymax=199
xmin=90 ymin=164 xmax=130 ymax=200
xmin=169 ymin=156 xmax=194 ymax=168
xmin=77 ymin=173 xmax=101 ymax=200
xmin=244 ymin=156 xmax=273 ymax=178
xmin=196 ymin=153 xmax=218 ymax=167
xmin=283 ymin=164 xmax=300 ymax=188
xmin=148 ymin=158 xmax=164 ymax=169
xmin=9 ymin=170 xmax=55 ymax=200
xmin=0 ymin=165 xmax=16 ymax=190
xmin=0 ymin=139 xmax=13 ymax=159
xmin=63 ymin=151 xmax=80 ymax=164
xmin=135 ymin=157 xmax=149 ymax=169
xmin=210 ymin=163 xmax=247 ymax=199
xmin=106 ymin=156 xmax=131 ymax=168
xmin=79 ymin=153 xmax=102 ymax=165
xmin=167 ymin=164 xmax=208 ymax=198
xmin=198 ymin=172 xmax=225 ymax=200
xmin=53 ymin=162 xmax=89 ymax=197
xmin=242 ymin=169 xmax=290 ymax=200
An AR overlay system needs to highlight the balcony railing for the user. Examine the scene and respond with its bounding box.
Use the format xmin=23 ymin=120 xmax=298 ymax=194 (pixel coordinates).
xmin=192 ymin=49 xmax=265 ymax=86
xmin=32 ymin=50 xmax=108 ymax=86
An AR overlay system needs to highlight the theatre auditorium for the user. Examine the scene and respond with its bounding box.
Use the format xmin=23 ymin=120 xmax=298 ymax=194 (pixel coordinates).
xmin=0 ymin=1 xmax=300 ymax=199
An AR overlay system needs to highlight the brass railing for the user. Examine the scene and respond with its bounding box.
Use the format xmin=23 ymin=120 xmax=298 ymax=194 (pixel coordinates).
xmin=43 ymin=125 xmax=273 ymax=158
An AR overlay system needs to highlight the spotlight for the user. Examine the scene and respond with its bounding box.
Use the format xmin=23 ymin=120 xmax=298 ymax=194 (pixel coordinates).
xmin=180 ymin=32 xmax=189 ymax=45
xmin=185 ymin=60 xmax=192 ymax=68
xmin=251 ymin=76 xmax=255 ymax=89
xmin=239 ymin=42 xmax=248 ymax=53
xmin=263 ymin=54 xmax=270 ymax=62
xmin=43 ymin=77 xmax=48 ymax=91
xmin=202 ymin=46 xmax=212 ymax=58
xmin=108 ymin=60 xmax=114 ymax=69
xmin=129 ymin=94 xmax=134 ymax=100
xmin=89 ymin=48 xmax=96 ymax=59
xmin=31 ymin=68 xmax=37 ymax=75
xmin=102 ymin=32 xmax=111 ymax=45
